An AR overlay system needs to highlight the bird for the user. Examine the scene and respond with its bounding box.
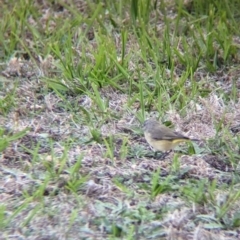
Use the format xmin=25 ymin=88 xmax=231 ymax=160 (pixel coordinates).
xmin=143 ymin=119 xmax=198 ymax=158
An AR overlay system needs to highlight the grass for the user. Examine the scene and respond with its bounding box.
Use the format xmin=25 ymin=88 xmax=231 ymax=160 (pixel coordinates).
xmin=0 ymin=0 xmax=240 ymax=239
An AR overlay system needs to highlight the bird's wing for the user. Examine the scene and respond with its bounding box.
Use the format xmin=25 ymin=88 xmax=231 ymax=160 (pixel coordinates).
xmin=150 ymin=126 xmax=189 ymax=140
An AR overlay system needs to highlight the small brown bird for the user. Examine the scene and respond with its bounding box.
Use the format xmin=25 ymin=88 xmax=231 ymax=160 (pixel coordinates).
xmin=143 ymin=119 xmax=198 ymax=157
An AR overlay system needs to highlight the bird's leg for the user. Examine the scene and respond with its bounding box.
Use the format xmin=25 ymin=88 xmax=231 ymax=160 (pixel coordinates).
xmin=154 ymin=151 xmax=171 ymax=160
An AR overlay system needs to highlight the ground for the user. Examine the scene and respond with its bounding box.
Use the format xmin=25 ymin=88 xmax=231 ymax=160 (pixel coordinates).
xmin=0 ymin=0 xmax=240 ymax=239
